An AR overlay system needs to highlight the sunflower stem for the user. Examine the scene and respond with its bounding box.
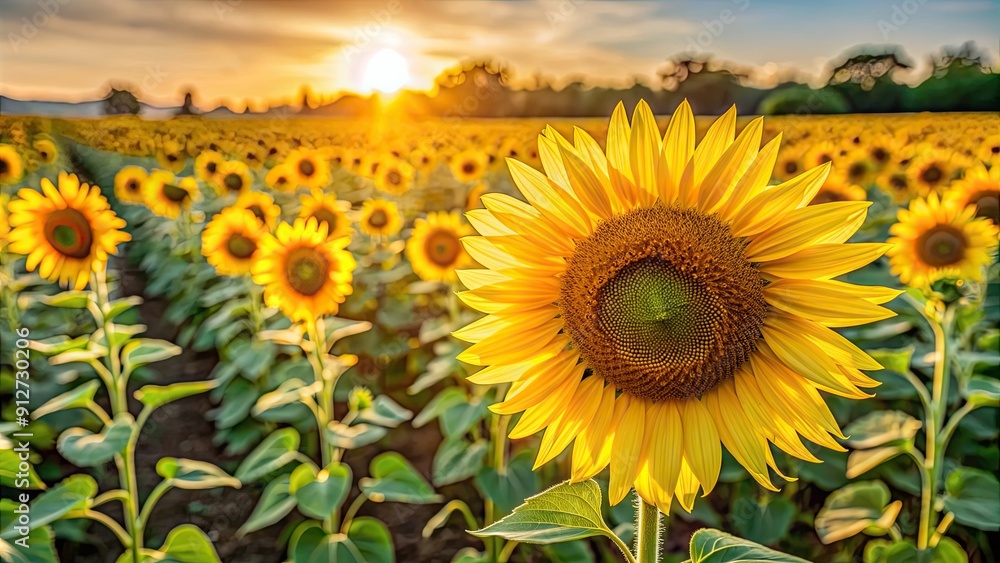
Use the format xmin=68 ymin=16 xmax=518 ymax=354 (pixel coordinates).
xmin=635 ymin=499 xmax=661 ymax=563
xmin=917 ymin=304 xmax=952 ymax=551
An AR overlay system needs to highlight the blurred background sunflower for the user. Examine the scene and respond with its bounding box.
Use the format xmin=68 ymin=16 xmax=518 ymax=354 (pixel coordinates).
xmin=406 ymin=210 xmax=473 ymax=283
xmin=202 ymin=207 xmax=267 ymax=276
xmin=359 ymin=198 xmax=402 ymax=237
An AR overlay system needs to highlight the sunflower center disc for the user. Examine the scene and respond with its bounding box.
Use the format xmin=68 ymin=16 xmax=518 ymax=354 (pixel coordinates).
xmin=560 ymin=206 xmax=767 ymax=400
xmin=970 ymin=191 xmax=999 ymax=223
xmin=918 ymin=225 xmax=967 ymax=267
xmin=425 ymin=230 xmax=460 ymax=267
xmin=126 ymin=180 xmax=139 ymax=192
xmin=163 ymin=184 xmax=189 ymax=203
xmin=44 ymin=208 xmax=93 ymax=259
xmin=0 ymin=159 xmax=8 ymax=175
xmin=299 ymin=160 xmax=315 ymax=177
xmin=226 ymin=234 xmax=257 ymax=259
xmin=368 ymin=209 xmax=388 ymax=228
xmin=921 ymin=165 xmax=943 ymax=185
xmin=286 ymin=247 xmax=329 ymax=296
xmin=225 ymin=173 xmax=243 ymax=191
xmin=248 ymin=205 xmax=266 ymax=222
xmin=311 ymin=208 xmax=339 ymax=232
xmin=386 ymin=171 xmax=402 ymax=185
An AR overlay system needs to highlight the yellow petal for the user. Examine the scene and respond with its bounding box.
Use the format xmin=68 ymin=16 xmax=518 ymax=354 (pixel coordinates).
xmin=461 ymin=236 xmax=566 ymax=278
xmin=629 ymin=99 xmax=663 ymax=205
xmin=760 ymin=243 xmax=892 ymax=280
xmin=609 ymin=395 xmax=648 ymax=504
xmin=716 ymin=133 xmax=782 ymax=222
xmin=491 ymin=348 xmax=580 ymax=414
xmin=571 ymin=382 xmax=618 ymax=481
xmin=509 ymin=362 xmax=586 ymax=438
xmin=465 ymin=209 xmax=515 ymax=236
xmin=452 ymin=307 xmax=560 ymax=343
xmin=534 ymin=376 xmax=604 ymax=468
xmin=674 ymin=458 xmax=701 ymax=512
xmin=560 ymin=142 xmax=614 ymax=220
xmin=648 ymin=401 xmax=682 ymax=505
xmin=480 ymin=193 xmax=576 ymax=256
xmin=677 ymin=105 xmax=736 ymax=207
xmin=507 ymin=158 xmax=592 ymax=239
xmin=661 ymin=99 xmax=695 ymax=204
xmin=764 ymin=279 xmax=897 ymax=327
xmin=681 ymin=398 xmax=721 ymax=495
xmin=704 ymin=380 xmax=777 ymax=491
xmin=456 ymin=316 xmax=564 ymax=365
xmin=698 ymin=117 xmax=763 ymax=214
xmin=731 ymin=162 xmax=831 ymax=238
xmin=745 ymin=201 xmax=871 ymax=262
xmin=606 ymin=101 xmax=640 ymax=206
xmin=769 ymin=311 xmax=883 ymax=371
xmin=538 ymin=130 xmax=572 ymax=190
xmin=761 ymin=324 xmax=870 ymax=399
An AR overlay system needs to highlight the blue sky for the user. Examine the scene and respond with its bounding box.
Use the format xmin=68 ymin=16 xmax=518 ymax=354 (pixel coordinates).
xmin=0 ymin=0 xmax=995 ymax=108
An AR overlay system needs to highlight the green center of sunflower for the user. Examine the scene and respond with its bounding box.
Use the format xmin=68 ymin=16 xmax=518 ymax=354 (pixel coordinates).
xmin=560 ymin=206 xmax=766 ymax=400
xmin=969 ymin=190 xmax=999 ymax=223
xmin=425 ymin=230 xmax=461 ymax=267
xmin=299 ymin=159 xmax=315 ymax=177
xmin=163 ymin=184 xmax=189 ymax=203
xmin=368 ymin=209 xmax=388 ymax=228
xmin=311 ymin=208 xmax=339 ymax=231
xmin=44 ymin=208 xmax=93 ymax=259
xmin=286 ymin=246 xmax=329 ymax=296
xmin=225 ymin=173 xmax=243 ymax=192
xmin=917 ymin=225 xmax=967 ymax=267
xmin=226 ymin=234 xmax=257 ymax=259
xmin=920 ymin=165 xmax=943 ymax=185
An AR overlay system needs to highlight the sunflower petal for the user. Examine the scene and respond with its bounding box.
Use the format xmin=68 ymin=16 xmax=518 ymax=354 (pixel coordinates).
xmin=571 ymin=382 xmax=618 ymax=481
xmin=731 ymin=162 xmax=831 ymax=237
xmin=764 ymin=279 xmax=898 ymax=327
xmin=681 ymin=398 xmax=721 ymax=495
xmin=698 ymin=117 xmax=763 ymax=214
xmin=534 ymin=376 xmax=604 ymax=468
xmin=745 ymin=201 xmax=871 ymax=262
xmin=609 ymin=395 xmax=648 ymax=504
xmin=760 ymin=243 xmax=892 ymax=280
xmin=661 ymin=99 xmax=695 ymax=204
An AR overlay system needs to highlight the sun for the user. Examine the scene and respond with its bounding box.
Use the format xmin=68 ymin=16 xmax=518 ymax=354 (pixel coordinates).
xmin=361 ymin=48 xmax=410 ymax=93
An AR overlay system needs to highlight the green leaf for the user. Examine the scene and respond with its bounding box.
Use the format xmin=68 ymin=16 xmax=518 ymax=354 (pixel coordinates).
xmin=33 ymin=380 xmax=101 ymax=419
xmin=104 ymin=295 xmax=143 ymax=322
xmin=0 ymin=524 xmax=57 ymax=563
xmin=40 ymin=290 xmax=91 ymax=309
xmin=846 ymin=445 xmax=908 ymax=479
xmin=862 ymin=538 xmax=965 ymax=563
xmin=135 ymin=380 xmax=218 ymax=411
xmin=253 ymin=379 xmax=321 ymax=415
xmin=433 ymin=438 xmax=487 ymax=486
xmin=359 ymin=452 xmax=441 ymax=504
xmin=357 ymin=395 xmax=413 ymax=428
xmin=943 ymin=467 xmax=1000 ymax=531
xmin=28 ymin=334 xmax=91 ymax=355
xmin=475 ymin=449 xmax=540 ymax=515
xmin=156 ymin=458 xmax=241 ymax=490
xmin=688 ymin=528 xmax=809 ymax=562
xmin=237 ymin=473 xmax=297 ymax=537
xmin=57 ymin=413 xmax=134 ymax=467
xmin=441 ymin=400 xmax=489 ymax=438
xmin=407 ymin=351 xmax=461 ymax=395
xmin=344 ymin=517 xmax=393 ymax=563
xmin=730 ymin=496 xmax=796 ymax=546
xmin=0 ymin=475 xmax=97 ymax=540
xmin=49 ymin=347 xmax=107 ymax=366
xmin=0 ymin=450 xmax=45 ymax=490
xmin=121 ymin=338 xmax=182 ymax=375
xmin=867 ymin=347 xmax=914 ymax=375
xmin=471 ymin=480 xmax=616 ymax=545
xmin=158 ymin=524 xmax=221 ymax=563
xmin=843 ymin=410 xmax=922 ymax=449
xmin=814 ymin=481 xmax=901 ymax=544
xmin=543 ymin=540 xmax=595 ymax=563
xmin=412 ymin=388 xmax=466 ymax=428
xmin=963 ymin=375 xmax=1000 ymax=408
xmin=234 ymin=428 xmax=300 ymax=483
xmin=290 ymin=462 xmax=352 ymax=521
xmin=326 ymin=422 xmax=387 ymax=449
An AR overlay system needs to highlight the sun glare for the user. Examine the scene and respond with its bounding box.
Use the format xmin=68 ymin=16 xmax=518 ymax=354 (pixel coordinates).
xmin=361 ymin=48 xmax=410 ymax=94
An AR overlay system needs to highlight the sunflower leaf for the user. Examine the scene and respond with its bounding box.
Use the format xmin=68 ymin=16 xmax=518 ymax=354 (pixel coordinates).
xmin=687 ymin=528 xmax=809 ymax=562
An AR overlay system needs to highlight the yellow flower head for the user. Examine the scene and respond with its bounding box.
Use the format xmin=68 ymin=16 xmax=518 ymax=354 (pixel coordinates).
xmin=7 ymin=173 xmax=130 ymax=289
xmin=945 ymin=162 xmax=999 ymax=225
xmin=114 ymin=166 xmax=148 ymax=205
xmin=143 ymin=170 xmax=200 ymax=218
xmin=450 ymin=149 xmax=489 ymax=183
xmin=0 ymin=144 xmax=25 ymax=185
xmin=374 ymin=156 xmax=415 ymax=195
xmin=234 ymin=190 xmax=281 ymax=230
xmin=194 ymin=150 xmax=225 ymax=184
xmin=251 ymin=217 xmax=356 ymax=323
xmin=265 ymin=163 xmax=296 ymax=192
xmin=358 ymin=198 xmax=402 ymax=237
xmin=406 ymin=210 xmax=473 ymax=284
xmin=201 ymin=207 xmax=267 ymax=276
xmin=888 ymin=193 xmax=999 ymax=289
xmin=299 ymin=190 xmax=352 ymax=240
xmin=454 ymin=100 xmax=900 ymax=513
xmin=286 ymin=148 xmax=330 ymax=190
xmin=32 ymin=138 xmax=59 ymax=165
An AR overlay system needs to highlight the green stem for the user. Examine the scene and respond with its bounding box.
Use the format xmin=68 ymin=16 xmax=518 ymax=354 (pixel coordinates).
xmin=305 ymin=319 xmax=338 ymax=533
xmin=635 ymin=499 xmax=660 ymax=563
xmin=939 ymin=402 xmax=976 ymax=454
xmin=340 ymin=493 xmax=368 ymax=533
xmin=66 ymin=509 xmax=132 ymax=548
xmin=918 ymin=307 xmax=951 ymax=551
xmin=137 ymin=480 xmax=172 ymax=531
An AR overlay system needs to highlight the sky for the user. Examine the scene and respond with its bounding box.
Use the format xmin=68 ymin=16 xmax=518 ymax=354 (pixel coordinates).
xmin=0 ymin=0 xmax=996 ymax=109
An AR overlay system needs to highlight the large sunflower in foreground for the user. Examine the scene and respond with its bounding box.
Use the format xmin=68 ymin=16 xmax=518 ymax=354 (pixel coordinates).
xmin=406 ymin=210 xmax=473 ymax=283
xmin=454 ymin=100 xmax=899 ymax=513
xmin=887 ymin=193 xmax=998 ymax=289
xmin=202 ymin=207 xmax=267 ymax=276
xmin=6 ymin=173 xmax=130 ymax=289
xmin=251 ymin=218 xmax=355 ymax=323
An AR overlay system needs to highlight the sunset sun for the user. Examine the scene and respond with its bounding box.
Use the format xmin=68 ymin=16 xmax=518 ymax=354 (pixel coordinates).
xmin=361 ymin=48 xmax=410 ymax=93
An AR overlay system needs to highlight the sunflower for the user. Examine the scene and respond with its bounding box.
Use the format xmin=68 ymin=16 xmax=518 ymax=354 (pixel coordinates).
xmin=298 ymin=190 xmax=351 ymax=240
xmin=810 ymin=172 xmax=867 ymax=205
xmin=194 ymin=150 xmax=225 ymax=184
xmin=0 ymin=144 xmax=25 ymax=185
xmin=906 ymin=151 xmax=958 ymax=196
xmin=450 ymin=149 xmax=489 ymax=183
xmin=374 ymin=156 xmax=415 ymax=195
xmin=286 ymin=148 xmax=330 ymax=190
xmin=454 ymin=101 xmax=899 ymax=514
xmin=114 ymin=166 xmax=148 ymax=205
xmin=265 ymin=163 xmax=295 ymax=192
xmin=945 ymin=162 xmax=999 ymax=224
xmin=6 ymin=173 xmax=130 ymax=289
xmin=358 ymin=198 xmax=402 ymax=237
xmin=143 ymin=170 xmax=200 ymax=218
xmin=802 ymin=141 xmax=841 ymax=171
xmin=978 ymin=133 xmax=1000 ymax=165
xmin=877 ymin=168 xmax=917 ymax=203
xmin=234 ymin=190 xmax=281 ymax=230
xmin=359 ymin=152 xmax=385 ymax=179
xmin=32 ymin=139 xmax=59 ymax=165
xmin=156 ymin=138 xmax=187 ymax=173
xmin=406 ymin=210 xmax=473 ymax=284
xmin=773 ymin=148 xmax=803 ymax=181
xmin=251 ymin=217 xmax=355 ymax=323
xmin=888 ymin=193 xmax=998 ymax=288
xmin=214 ymin=160 xmax=253 ymax=196
xmin=201 ymin=207 xmax=266 ymax=276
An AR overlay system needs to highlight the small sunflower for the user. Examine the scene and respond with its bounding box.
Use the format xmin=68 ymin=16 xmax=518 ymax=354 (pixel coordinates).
xmin=214 ymin=160 xmax=253 ymax=196
xmin=978 ymin=133 xmax=1000 ymax=165
xmin=454 ymin=101 xmax=898 ymax=513
xmin=265 ymin=163 xmax=295 ymax=192
xmin=945 ymin=162 xmax=999 ymax=224
xmin=156 ymin=138 xmax=187 ymax=173
xmin=406 ymin=210 xmax=473 ymax=283
xmin=358 ymin=198 xmax=402 ymax=237
xmin=877 ymin=168 xmax=917 ymax=203
xmin=143 ymin=170 xmax=200 ymax=218
xmin=810 ymin=173 xmax=867 ymax=205
xmin=201 ymin=207 xmax=266 ymax=276
xmin=888 ymin=193 xmax=999 ymax=289
xmin=32 ymin=139 xmax=59 ymax=165
xmin=773 ymin=148 xmax=803 ymax=181
xmin=286 ymin=148 xmax=330 ymax=190
xmin=194 ymin=150 xmax=225 ymax=184
xmin=299 ymin=190 xmax=351 ymax=240
xmin=114 ymin=166 xmax=148 ymax=205
xmin=251 ymin=218 xmax=355 ymax=323
xmin=234 ymin=190 xmax=281 ymax=230
xmin=449 ymin=149 xmax=489 ymax=183
xmin=907 ymin=151 xmax=958 ymax=196
xmin=0 ymin=144 xmax=25 ymax=185
xmin=374 ymin=156 xmax=415 ymax=195
xmin=6 ymin=173 xmax=130 ymax=289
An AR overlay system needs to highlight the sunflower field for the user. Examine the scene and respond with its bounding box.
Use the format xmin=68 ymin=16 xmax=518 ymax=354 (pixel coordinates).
xmin=0 ymin=106 xmax=998 ymax=563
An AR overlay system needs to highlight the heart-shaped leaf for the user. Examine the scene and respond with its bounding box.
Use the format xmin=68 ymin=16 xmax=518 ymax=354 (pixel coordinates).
xmin=156 ymin=458 xmax=241 ymax=490
xmin=688 ymin=528 xmax=809 ymax=562
xmin=412 ymin=388 xmax=466 ymax=428
xmin=57 ymin=414 xmax=134 ymax=467
xmin=235 ymin=428 xmax=300 ymax=483
xmin=433 ymin=438 xmax=487 ymax=486
xmin=158 ymin=524 xmax=221 ymax=563
xmin=846 ymin=445 xmax=908 ymax=479
xmin=964 ymin=375 xmax=1000 ymax=408
xmin=135 ymin=380 xmax=217 ymax=411
xmin=104 ymin=295 xmax=143 ymax=322
xmin=0 ymin=521 xmax=56 ymax=563
xmin=40 ymin=291 xmax=91 ymax=309
xmin=0 ymin=450 xmax=45 ymax=490
xmin=0 ymin=475 xmax=97 ymax=540
xmin=359 ymin=452 xmax=441 ymax=504
xmin=476 ymin=449 xmax=541 ymax=515
xmin=730 ymin=496 xmax=796 ymax=546
xmin=290 ymin=462 xmax=351 ymax=520
xmin=237 ymin=473 xmax=297 ymax=537
xmin=357 ymin=395 xmax=413 ymax=428
xmin=943 ymin=467 xmax=1000 ymax=531
xmin=843 ymin=411 xmax=922 ymax=449
xmin=33 ymin=380 xmax=100 ymax=419
xmin=121 ymin=338 xmax=182 ymax=376
xmin=326 ymin=422 xmax=386 ymax=449
xmin=253 ymin=379 xmax=322 ymax=415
